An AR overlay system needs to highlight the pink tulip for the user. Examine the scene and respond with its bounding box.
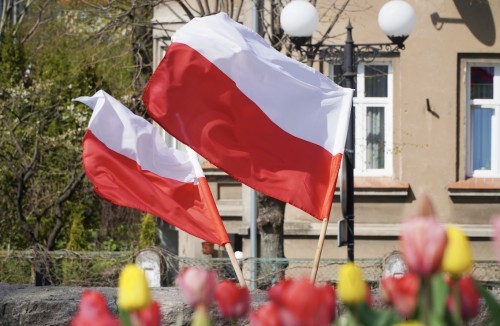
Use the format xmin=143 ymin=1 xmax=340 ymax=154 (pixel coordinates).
xmin=250 ymin=302 xmax=282 ymax=326
xmin=446 ymin=275 xmax=481 ymax=320
xmin=71 ymin=290 xmax=119 ymax=326
xmin=381 ymin=273 xmax=420 ymax=318
xmin=492 ymin=216 xmax=500 ymax=262
xmin=400 ymin=215 xmax=448 ymax=276
xmin=215 ymin=281 xmax=250 ymax=319
xmin=176 ymin=267 xmax=218 ymax=308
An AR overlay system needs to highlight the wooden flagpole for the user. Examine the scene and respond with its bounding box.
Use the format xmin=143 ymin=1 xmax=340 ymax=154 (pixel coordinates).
xmin=310 ymin=218 xmax=329 ymax=283
xmin=187 ymin=148 xmax=247 ymax=287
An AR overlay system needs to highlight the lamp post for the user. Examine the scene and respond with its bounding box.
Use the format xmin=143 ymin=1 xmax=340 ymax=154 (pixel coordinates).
xmin=281 ymin=0 xmax=416 ymax=262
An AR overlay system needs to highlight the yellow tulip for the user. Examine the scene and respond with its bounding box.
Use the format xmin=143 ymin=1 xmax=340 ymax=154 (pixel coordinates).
xmin=337 ymin=262 xmax=367 ymax=305
xmin=441 ymin=226 xmax=473 ymax=277
xmin=117 ymin=264 xmax=151 ymax=311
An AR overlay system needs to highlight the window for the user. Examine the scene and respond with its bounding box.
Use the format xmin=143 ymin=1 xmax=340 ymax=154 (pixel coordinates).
xmin=329 ymin=62 xmax=393 ymax=176
xmin=466 ymin=63 xmax=500 ymax=177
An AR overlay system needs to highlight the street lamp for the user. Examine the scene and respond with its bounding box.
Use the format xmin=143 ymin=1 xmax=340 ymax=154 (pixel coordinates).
xmin=280 ymin=0 xmax=416 ymax=262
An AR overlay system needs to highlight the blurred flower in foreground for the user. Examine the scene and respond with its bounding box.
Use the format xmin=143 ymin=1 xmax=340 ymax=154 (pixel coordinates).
xmin=400 ymin=215 xmax=447 ymax=276
xmin=381 ymin=273 xmax=420 ymax=318
xmin=215 ymin=281 xmax=250 ymax=319
xmin=252 ymin=278 xmax=335 ymax=326
xmin=492 ymin=216 xmax=500 ymax=261
xmin=177 ymin=267 xmax=218 ymax=309
xmin=250 ymin=302 xmax=281 ymax=326
xmin=117 ymin=264 xmax=161 ymax=326
xmin=446 ymin=275 xmax=480 ymax=321
xmin=442 ymin=226 xmax=473 ymax=277
xmin=71 ymin=290 xmax=119 ymax=326
xmin=137 ymin=301 xmax=161 ymax=326
xmin=118 ymin=264 xmax=152 ymax=311
xmin=338 ymin=262 xmax=367 ymax=306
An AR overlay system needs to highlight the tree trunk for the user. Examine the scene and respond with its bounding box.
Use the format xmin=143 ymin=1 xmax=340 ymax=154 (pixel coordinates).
xmin=256 ymin=193 xmax=286 ymax=288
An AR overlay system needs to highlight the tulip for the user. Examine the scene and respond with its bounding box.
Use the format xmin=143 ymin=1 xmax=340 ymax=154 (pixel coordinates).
xmin=446 ymin=275 xmax=480 ymax=320
xmin=250 ymin=302 xmax=281 ymax=326
xmin=137 ymin=301 xmax=161 ymax=326
xmin=491 ymin=216 xmax=500 ymax=262
xmin=177 ymin=267 xmax=218 ymax=308
xmin=442 ymin=226 xmax=473 ymax=277
xmin=215 ymin=281 xmax=250 ymax=319
xmin=337 ymin=262 xmax=367 ymax=306
xmin=117 ymin=264 xmax=152 ymax=311
xmin=267 ymin=278 xmax=336 ymax=326
xmin=400 ymin=216 xmax=447 ymax=276
xmin=71 ymin=290 xmax=120 ymax=326
xmin=380 ymin=273 xmax=420 ymax=318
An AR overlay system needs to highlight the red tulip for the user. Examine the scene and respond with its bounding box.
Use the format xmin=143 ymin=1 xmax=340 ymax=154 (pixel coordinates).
xmin=381 ymin=273 xmax=420 ymax=318
xmin=137 ymin=301 xmax=161 ymax=326
xmin=176 ymin=267 xmax=218 ymax=308
xmin=71 ymin=290 xmax=119 ymax=326
xmin=250 ymin=302 xmax=282 ymax=326
xmin=215 ymin=281 xmax=250 ymax=319
xmin=267 ymin=278 xmax=292 ymax=302
xmin=400 ymin=216 xmax=447 ymax=276
xmin=446 ymin=276 xmax=480 ymax=320
xmin=270 ymin=278 xmax=336 ymax=326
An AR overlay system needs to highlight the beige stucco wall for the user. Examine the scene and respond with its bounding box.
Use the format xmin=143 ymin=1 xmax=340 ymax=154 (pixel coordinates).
xmin=152 ymin=0 xmax=500 ymax=260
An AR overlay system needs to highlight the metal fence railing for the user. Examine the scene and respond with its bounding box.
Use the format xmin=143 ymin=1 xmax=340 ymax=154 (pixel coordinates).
xmin=1 ymin=247 xmax=499 ymax=289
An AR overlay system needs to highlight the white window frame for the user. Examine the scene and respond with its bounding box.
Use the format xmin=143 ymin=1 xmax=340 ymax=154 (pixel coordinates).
xmin=466 ymin=62 xmax=500 ymax=178
xmin=353 ymin=62 xmax=394 ymax=177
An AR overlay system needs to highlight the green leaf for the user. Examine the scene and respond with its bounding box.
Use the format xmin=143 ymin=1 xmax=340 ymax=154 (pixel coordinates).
xmin=473 ymin=280 xmax=500 ymax=325
xmin=430 ymin=274 xmax=449 ymax=320
xmin=118 ymin=309 xmax=133 ymax=326
xmin=354 ymin=303 xmax=403 ymax=326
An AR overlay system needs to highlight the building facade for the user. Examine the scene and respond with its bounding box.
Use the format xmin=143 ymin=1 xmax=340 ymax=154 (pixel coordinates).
xmin=151 ymin=0 xmax=499 ymax=261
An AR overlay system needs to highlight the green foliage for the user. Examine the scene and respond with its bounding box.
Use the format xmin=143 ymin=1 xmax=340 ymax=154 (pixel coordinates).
xmin=0 ymin=1 xmax=153 ymax=250
xmin=0 ymin=254 xmax=32 ymax=284
xmin=0 ymin=28 xmax=25 ymax=85
xmin=139 ymin=214 xmax=157 ymax=249
xmin=66 ymin=208 xmax=87 ymax=251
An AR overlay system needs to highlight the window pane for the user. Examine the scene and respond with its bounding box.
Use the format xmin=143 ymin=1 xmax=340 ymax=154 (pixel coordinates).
xmin=366 ymin=107 xmax=385 ymax=169
xmin=329 ymin=64 xmax=357 ymax=97
xmin=365 ymin=65 xmax=388 ymax=97
xmin=470 ymin=66 xmax=494 ymax=99
xmin=472 ymin=107 xmax=493 ymax=170
xmin=329 ymin=64 xmax=344 ymax=85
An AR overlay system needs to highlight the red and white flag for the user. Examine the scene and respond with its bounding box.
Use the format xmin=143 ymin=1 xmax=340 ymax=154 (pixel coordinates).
xmin=76 ymin=90 xmax=229 ymax=245
xmin=143 ymin=13 xmax=353 ymax=220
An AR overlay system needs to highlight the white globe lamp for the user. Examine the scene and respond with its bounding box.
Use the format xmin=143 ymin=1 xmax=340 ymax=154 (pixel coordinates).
xmin=280 ymin=0 xmax=319 ymax=45
xmin=378 ymin=0 xmax=416 ymax=47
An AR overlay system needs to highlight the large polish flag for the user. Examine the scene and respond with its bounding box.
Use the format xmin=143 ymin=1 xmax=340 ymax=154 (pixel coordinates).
xmin=76 ymin=90 xmax=230 ymax=245
xmin=143 ymin=13 xmax=353 ymax=220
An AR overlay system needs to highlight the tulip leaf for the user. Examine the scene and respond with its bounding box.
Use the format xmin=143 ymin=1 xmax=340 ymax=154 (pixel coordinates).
xmin=473 ymin=280 xmax=500 ymax=325
xmin=430 ymin=274 xmax=449 ymax=319
xmin=118 ymin=309 xmax=133 ymax=326
xmin=353 ymin=303 xmax=403 ymax=326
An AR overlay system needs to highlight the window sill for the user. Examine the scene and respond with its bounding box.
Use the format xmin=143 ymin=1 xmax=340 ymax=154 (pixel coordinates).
xmin=336 ymin=177 xmax=410 ymax=197
xmin=202 ymin=165 xmax=410 ymax=197
xmin=448 ymin=178 xmax=500 ymax=197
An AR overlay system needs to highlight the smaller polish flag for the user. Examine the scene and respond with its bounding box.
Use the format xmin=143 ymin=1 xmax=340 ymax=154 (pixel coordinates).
xmin=75 ymin=90 xmax=229 ymax=245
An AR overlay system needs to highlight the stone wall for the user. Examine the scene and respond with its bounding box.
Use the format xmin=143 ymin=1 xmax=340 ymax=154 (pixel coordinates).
xmin=0 ymin=283 xmax=497 ymax=325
